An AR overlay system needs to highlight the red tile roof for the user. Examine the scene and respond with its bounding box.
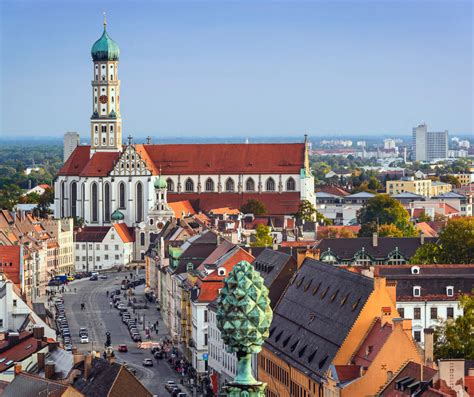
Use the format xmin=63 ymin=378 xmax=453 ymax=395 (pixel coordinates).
xmin=58 ymin=143 xmax=305 ymax=176
xmin=169 ymin=201 xmax=196 ymax=219
xmin=415 ymin=222 xmax=438 ymax=237
xmin=196 ymin=281 xmax=223 ymax=303
xmin=334 ymin=365 xmax=361 ymax=383
xmin=113 ymin=223 xmax=135 ymax=243
xmin=280 ymin=241 xmax=316 ymax=247
xmin=0 ymin=332 xmax=47 ymax=373
xmin=352 ymin=318 xmax=392 ymax=367
xmin=204 ymin=248 xmax=254 ymax=282
xmin=0 ymin=246 xmax=21 ymax=285
xmin=465 ymin=376 xmax=474 ymax=397
xmin=317 ymin=186 xmax=350 ymax=196
xmin=74 ymin=227 xmax=110 ymax=242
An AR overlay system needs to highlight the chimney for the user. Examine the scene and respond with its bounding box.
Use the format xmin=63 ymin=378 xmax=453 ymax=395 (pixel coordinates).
xmin=72 ymin=347 xmax=78 ymax=354
xmin=44 ymin=361 xmax=55 ymax=379
xmin=14 ymin=363 xmax=22 ymax=375
xmin=372 ymin=232 xmax=378 ymax=247
xmin=83 ymin=354 xmax=92 ymax=380
xmin=8 ymin=332 xmax=20 ymax=346
xmin=33 ymin=325 xmax=44 ymax=340
xmin=37 ymin=352 xmax=45 ymax=370
xmin=468 ymin=368 xmax=474 ymax=376
xmin=423 ymin=328 xmax=434 ymax=366
xmin=420 ymin=232 xmax=425 ymax=245
xmin=73 ymin=353 xmax=85 ymax=365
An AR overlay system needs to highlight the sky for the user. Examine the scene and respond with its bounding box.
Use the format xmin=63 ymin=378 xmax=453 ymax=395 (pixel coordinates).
xmin=0 ymin=0 xmax=472 ymax=139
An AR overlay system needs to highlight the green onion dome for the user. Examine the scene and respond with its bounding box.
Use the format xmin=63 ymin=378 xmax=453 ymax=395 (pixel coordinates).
xmin=91 ymin=23 xmax=120 ymax=61
xmin=154 ymin=176 xmax=168 ymax=189
xmin=111 ymin=209 xmax=125 ymax=221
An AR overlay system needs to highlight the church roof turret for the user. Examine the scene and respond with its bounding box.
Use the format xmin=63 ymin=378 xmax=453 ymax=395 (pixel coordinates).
xmin=91 ymin=16 xmax=120 ymax=62
xmin=111 ymin=209 xmax=125 ymax=221
xmin=154 ymin=175 xmax=168 ymax=189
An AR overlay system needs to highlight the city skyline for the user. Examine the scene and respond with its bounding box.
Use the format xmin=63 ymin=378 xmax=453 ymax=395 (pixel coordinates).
xmin=1 ymin=0 xmax=472 ymax=138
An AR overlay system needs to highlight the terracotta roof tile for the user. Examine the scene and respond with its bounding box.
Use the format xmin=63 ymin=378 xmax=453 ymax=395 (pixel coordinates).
xmin=57 ymin=146 xmax=91 ymax=176
xmin=168 ymin=201 xmax=196 ymax=219
xmin=80 ymin=152 xmax=120 ymax=177
xmin=113 ymin=223 xmax=135 ymax=243
xmin=335 ymin=365 xmax=361 ymax=383
xmin=0 ymin=246 xmax=21 ymax=285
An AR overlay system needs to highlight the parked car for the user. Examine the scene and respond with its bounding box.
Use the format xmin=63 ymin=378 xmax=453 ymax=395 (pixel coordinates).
xmin=79 ymin=327 xmax=88 ymax=337
xmin=80 ymin=335 xmax=89 ymax=344
xmin=67 ymin=276 xmax=75 ymax=282
xmin=132 ymin=334 xmax=142 ymax=342
xmin=118 ymin=344 xmax=128 ymax=352
xmin=165 ymin=381 xmax=177 ymax=392
xmin=99 ymin=274 xmax=108 ymax=279
xmin=142 ymin=358 xmax=153 ymax=367
xmin=48 ymin=280 xmax=61 ymax=287
xmin=89 ymin=275 xmax=98 ymax=281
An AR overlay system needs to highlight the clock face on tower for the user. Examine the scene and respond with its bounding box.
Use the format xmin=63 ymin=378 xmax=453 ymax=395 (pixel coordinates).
xmin=99 ymin=95 xmax=108 ymax=104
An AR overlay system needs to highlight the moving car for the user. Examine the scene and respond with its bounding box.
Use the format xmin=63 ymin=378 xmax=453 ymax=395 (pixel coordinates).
xmin=99 ymin=274 xmax=108 ymax=279
xmin=118 ymin=344 xmax=128 ymax=352
xmin=80 ymin=335 xmax=89 ymax=344
xmin=142 ymin=358 xmax=153 ymax=367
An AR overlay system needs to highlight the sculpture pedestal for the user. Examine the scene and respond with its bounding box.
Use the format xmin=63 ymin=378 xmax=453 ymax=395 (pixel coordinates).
xmin=224 ymin=382 xmax=267 ymax=397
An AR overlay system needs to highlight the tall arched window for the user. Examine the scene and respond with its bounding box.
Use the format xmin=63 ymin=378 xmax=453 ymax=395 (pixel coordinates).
xmin=266 ymin=177 xmax=276 ymax=191
xmin=225 ymin=178 xmax=235 ymax=192
xmin=119 ymin=182 xmax=126 ymax=209
xmin=185 ymin=178 xmax=194 ymax=192
xmin=136 ymin=182 xmax=143 ymax=222
xmin=167 ymin=178 xmax=174 ymax=192
xmin=60 ymin=181 xmax=66 ymax=218
xmin=140 ymin=232 xmax=145 ymax=246
xmin=104 ymin=183 xmax=111 ymax=222
xmin=246 ymin=178 xmax=255 ymax=192
xmin=286 ymin=177 xmax=296 ymax=191
xmin=81 ymin=183 xmax=86 ymax=218
xmin=91 ymin=183 xmax=98 ymax=223
xmin=70 ymin=182 xmax=77 ymax=219
xmin=205 ymin=178 xmax=214 ymax=192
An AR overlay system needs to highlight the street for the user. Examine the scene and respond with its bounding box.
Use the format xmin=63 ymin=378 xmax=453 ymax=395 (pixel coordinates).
xmin=59 ymin=271 xmax=186 ymax=396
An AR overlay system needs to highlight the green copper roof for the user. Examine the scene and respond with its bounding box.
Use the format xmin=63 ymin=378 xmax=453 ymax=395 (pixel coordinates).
xmin=154 ymin=176 xmax=168 ymax=189
xmin=91 ymin=24 xmax=120 ymax=61
xmin=111 ymin=209 xmax=125 ymax=221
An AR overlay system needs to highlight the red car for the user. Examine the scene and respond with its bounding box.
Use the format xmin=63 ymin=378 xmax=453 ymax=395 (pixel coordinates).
xmin=118 ymin=344 xmax=128 ymax=352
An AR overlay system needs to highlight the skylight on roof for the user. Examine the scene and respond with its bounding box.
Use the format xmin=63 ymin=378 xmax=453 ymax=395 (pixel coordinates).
xmin=320 ymin=286 xmax=329 ymax=299
xmin=275 ymin=331 xmax=283 ymax=342
xmin=290 ymin=341 xmax=299 ymax=352
xmin=318 ymin=355 xmax=329 ymax=369
xmin=296 ymin=276 xmax=305 ymax=288
xmin=298 ymin=345 xmax=307 ymax=358
xmin=330 ymin=290 xmax=339 ymax=302
xmin=269 ymin=327 xmax=276 ymax=338
xmin=341 ymin=293 xmax=349 ymax=306
xmin=312 ymin=283 xmax=321 ymax=295
xmin=0 ymin=358 xmax=5 ymax=363
xmin=308 ymin=349 xmax=317 ymax=363
xmin=352 ymin=297 xmax=361 ymax=312
xmin=283 ymin=336 xmax=291 ymax=347
xmin=304 ymin=279 xmax=312 ymax=292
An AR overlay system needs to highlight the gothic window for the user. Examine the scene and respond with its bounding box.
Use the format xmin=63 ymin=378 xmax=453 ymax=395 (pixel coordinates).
xmin=140 ymin=232 xmax=145 ymax=246
xmin=136 ymin=182 xmax=144 ymax=222
xmin=104 ymin=183 xmax=111 ymax=222
xmin=60 ymin=181 xmax=66 ymax=218
xmin=225 ymin=178 xmax=235 ymax=192
xmin=205 ymin=178 xmax=214 ymax=192
xmin=266 ymin=177 xmax=276 ymax=191
xmin=246 ymin=178 xmax=255 ymax=192
xmin=185 ymin=178 xmax=194 ymax=192
xmin=91 ymin=183 xmax=98 ymax=223
xmin=167 ymin=178 xmax=174 ymax=192
xmin=286 ymin=177 xmax=296 ymax=191
xmin=70 ymin=182 xmax=77 ymax=219
xmin=119 ymin=182 xmax=126 ymax=209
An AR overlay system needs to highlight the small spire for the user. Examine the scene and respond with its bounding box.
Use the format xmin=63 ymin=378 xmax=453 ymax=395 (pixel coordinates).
xmin=146 ymin=136 xmax=152 ymax=145
xmin=127 ymin=135 xmax=133 ymax=145
xmin=103 ymin=11 xmax=107 ymax=29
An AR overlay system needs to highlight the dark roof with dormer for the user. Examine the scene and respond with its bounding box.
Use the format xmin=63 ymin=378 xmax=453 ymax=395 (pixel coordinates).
xmin=264 ymin=258 xmax=374 ymax=382
xmin=252 ymin=248 xmax=293 ymax=287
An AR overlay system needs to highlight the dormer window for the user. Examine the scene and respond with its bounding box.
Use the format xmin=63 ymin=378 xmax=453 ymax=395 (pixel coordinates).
xmin=446 ymin=286 xmax=454 ymax=297
xmin=413 ymin=286 xmax=421 ymax=297
xmin=217 ymin=268 xmax=226 ymax=277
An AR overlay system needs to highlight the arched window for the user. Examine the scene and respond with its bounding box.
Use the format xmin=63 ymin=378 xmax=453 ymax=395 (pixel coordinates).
xmin=136 ymin=182 xmax=143 ymax=222
xmin=60 ymin=181 xmax=66 ymax=218
xmin=167 ymin=178 xmax=174 ymax=192
xmin=119 ymin=182 xmax=126 ymax=209
xmin=266 ymin=177 xmax=276 ymax=191
xmin=91 ymin=183 xmax=98 ymax=223
xmin=140 ymin=232 xmax=145 ymax=246
xmin=205 ymin=178 xmax=214 ymax=192
xmin=104 ymin=183 xmax=111 ymax=222
xmin=70 ymin=182 xmax=77 ymax=219
xmin=185 ymin=178 xmax=194 ymax=192
xmin=246 ymin=178 xmax=255 ymax=192
xmin=286 ymin=177 xmax=296 ymax=191
xmin=81 ymin=183 xmax=86 ymax=218
xmin=225 ymin=178 xmax=235 ymax=192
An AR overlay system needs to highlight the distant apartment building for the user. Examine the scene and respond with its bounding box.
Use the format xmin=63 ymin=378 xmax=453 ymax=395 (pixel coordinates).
xmin=386 ymin=178 xmax=451 ymax=197
xmin=63 ymin=131 xmax=80 ymax=162
xmin=453 ymin=173 xmax=474 ymax=186
xmin=412 ymin=123 xmax=448 ymax=162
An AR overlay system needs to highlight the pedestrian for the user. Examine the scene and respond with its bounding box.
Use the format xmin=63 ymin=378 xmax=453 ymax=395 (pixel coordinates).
xmin=155 ymin=327 xmax=158 ymax=335
xmin=110 ymin=301 xmax=113 ymax=308
xmin=74 ymin=288 xmax=76 ymax=293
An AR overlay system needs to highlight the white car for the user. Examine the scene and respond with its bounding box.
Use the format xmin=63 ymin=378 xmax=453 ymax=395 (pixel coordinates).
xmin=80 ymin=335 xmax=89 ymax=344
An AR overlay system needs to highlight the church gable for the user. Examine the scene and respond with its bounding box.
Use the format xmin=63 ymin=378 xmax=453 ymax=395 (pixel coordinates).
xmin=110 ymin=145 xmax=152 ymax=176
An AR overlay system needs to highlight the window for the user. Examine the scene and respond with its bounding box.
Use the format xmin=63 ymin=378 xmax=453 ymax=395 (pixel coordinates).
xmin=104 ymin=183 xmax=111 ymax=222
xmin=225 ymin=178 xmax=235 ymax=192
xmin=104 ymin=245 xmax=108 ymax=250
xmin=266 ymin=177 xmax=276 ymax=191
xmin=91 ymin=183 xmax=98 ymax=222
xmin=430 ymin=307 xmax=438 ymax=320
xmin=217 ymin=268 xmax=226 ymax=276
xmin=205 ymin=178 xmax=214 ymax=192
xmin=204 ymin=310 xmax=208 ymax=322
xmin=96 ymin=256 xmax=100 ymax=261
xmin=413 ymin=286 xmax=421 ymax=297
xmin=82 ymin=256 xmax=86 ymax=261
xmin=246 ymin=178 xmax=255 ymax=192
xmin=70 ymin=182 xmax=77 ymax=218
xmin=111 ymin=233 xmax=115 ymax=240
xmin=115 ymin=245 xmax=119 ymax=250
xmin=136 ymin=182 xmax=143 ymax=222
xmin=119 ymin=182 xmax=126 ymax=209
xmin=105 ymin=255 xmax=109 ymax=260
xmin=447 ymin=307 xmax=454 ymax=319
xmin=140 ymin=232 xmax=145 ymax=246
xmin=13 ymin=300 xmax=17 ymax=307
xmin=185 ymin=178 xmax=194 ymax=192
xmin=286 ymin=177 xmax=296 ymax=191
xmin=167 ymin=178 xmax=174 ymax=192
xmin=414 ymin=307 xmax=421 ymax=319
xmin=398 ymin=308 xmax=404 ymax=318
xmin=446 ymin=286 xmax=454 ymax=297
xmin=204 ymin=333 xmax=208 ymax=346
xmin=75 ymin=256 xmax=79 ymax=261
xmin=414 ymin=331 xmax=421 ymax=342
xmin=115 ymin=255 xmax=119 ymax=260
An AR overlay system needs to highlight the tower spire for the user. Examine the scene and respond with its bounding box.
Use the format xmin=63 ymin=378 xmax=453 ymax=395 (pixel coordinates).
xmin=103 ymin=11 xmax=107 ymax=29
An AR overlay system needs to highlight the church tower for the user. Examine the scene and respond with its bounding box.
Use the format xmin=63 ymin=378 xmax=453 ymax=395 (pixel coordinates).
xmin=90 ymin=16 xmax=122 ymax=153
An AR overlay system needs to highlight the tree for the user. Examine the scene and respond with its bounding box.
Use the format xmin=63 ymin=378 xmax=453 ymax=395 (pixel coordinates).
xmin=0 ymin=184 xmax=23 ymax=210
xmin=367 ymin=177 xmax=382 ymax=192
xmin=435 ymin=291 xmax=474 ymax=359
xmin=417 ymin=211 xmax=432 ymax=222
xmin=378 ymin=224 xmax=404 ymax=237
xmin=19 ymin=192 xmax=41 ymax=204
xmin=357 ymin=194 xmax=417 ymax=237
xmin=36 ymin=187 xmax=54 ymax=217
xmin=296 ymin=200 xmax=332 ymax=225
xmin=410 ymin=217 xmax=474 ymax=264
xmin=252 ymin=224 xmax=273 ymax=247
xmin=240 ymin=199 xmax=266 ymax=216
xmin=440 ymin=174 xmax=461 ymax=188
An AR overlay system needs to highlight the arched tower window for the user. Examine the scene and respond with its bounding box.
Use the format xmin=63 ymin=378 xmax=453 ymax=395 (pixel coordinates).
xmin=286 ymin=177 xmax=296 ymax=191
xmin=119 ymin=182 xmax=126 ymax=209
xmin=225 ymin=178 xmax=235 ymax=192
xmin=266 ymin=177 xmax=276 ymax=191
xmin=185 ymin=178 xmax=194 ymax=192
xmin=205 ymin=178 xmax=214 ymax=192
xmin=167 ymin=178 xmax=174 ymax=192
xmin=104 ymin=183 xmax=111 ymax=222
xmin=136 ymin=182 xmax=143 ymax=223
xmin=246 ymin=178 xmax=255 ymax=192
xmin=140 ymin=232 xmax=145 ymax=246
xmin=60 ymin=181 xmax=66 ymax=218
xmin=91 ymin=183 xmax=98 ymax=223
xmin=70 ymin=182 xmax=77 ymax=219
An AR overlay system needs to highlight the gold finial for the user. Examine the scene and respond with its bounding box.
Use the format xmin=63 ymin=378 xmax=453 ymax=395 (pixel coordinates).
xmin=103 ymin=11 xmax=107 ymax=29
